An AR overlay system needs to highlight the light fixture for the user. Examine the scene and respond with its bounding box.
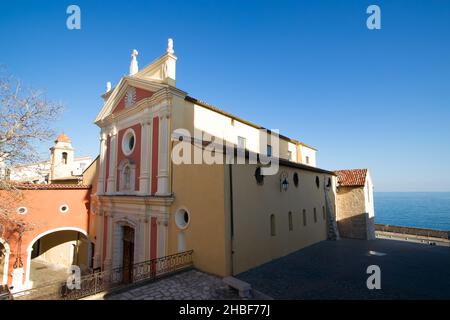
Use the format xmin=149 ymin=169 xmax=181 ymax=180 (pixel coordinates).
xmin=280 ymin=171 xmax=289 ymax=192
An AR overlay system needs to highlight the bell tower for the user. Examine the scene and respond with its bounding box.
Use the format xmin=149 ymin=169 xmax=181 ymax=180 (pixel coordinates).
xmin=50 ymin=133 xmax=75 ymax=181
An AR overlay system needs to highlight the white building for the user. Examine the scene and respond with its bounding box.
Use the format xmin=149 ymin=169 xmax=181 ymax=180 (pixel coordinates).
xmin=7 ymin=133 xmax=93 ymax=184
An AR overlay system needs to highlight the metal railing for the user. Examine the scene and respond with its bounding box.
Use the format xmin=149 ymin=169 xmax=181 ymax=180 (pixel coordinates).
xmin=12 ymin=250 xmax=194 ymax=300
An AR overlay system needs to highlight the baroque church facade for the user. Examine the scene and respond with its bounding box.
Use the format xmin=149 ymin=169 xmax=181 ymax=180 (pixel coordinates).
xmin=1 ymin=39 xmax=374 ymax=292
xmin=91 ymin=39 xmax=373 ymax=277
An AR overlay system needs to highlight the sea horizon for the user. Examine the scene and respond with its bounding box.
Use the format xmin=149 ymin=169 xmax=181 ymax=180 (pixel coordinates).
xmin=374 ymin=192 xmax=450 ymax=231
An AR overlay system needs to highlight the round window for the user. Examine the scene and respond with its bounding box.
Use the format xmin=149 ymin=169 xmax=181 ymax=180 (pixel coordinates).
xmin=59 ymin=204 xmax=70 ymax=214
xmin=122 ymin=129 xmax=136 ymax=156
xmin=16 ymin=207 xmax=28 ymax=215
xmin=175 ymin=208 xmax=190 ymax=229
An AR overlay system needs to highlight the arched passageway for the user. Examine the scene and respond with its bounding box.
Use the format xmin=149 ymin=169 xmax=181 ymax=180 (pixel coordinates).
xmin=27 ymin=229 xmax=91 ymax=288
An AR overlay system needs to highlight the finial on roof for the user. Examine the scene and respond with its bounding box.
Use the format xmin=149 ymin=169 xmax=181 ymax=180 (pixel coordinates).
xmin=106 ymin=81 xmax=111 ymax=93
xmin=167 ymin=38 xmax=174 ymax=54
xmin=129 ymin=49 xmax=139 ymax=76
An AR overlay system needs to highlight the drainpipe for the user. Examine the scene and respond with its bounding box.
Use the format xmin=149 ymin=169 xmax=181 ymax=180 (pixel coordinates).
xmin=228 ymin=164 xmax=234 ymax=275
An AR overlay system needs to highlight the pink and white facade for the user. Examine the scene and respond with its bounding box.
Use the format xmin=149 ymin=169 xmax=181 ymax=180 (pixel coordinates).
xmin=93 ymin=43 xmax=182 ymax=271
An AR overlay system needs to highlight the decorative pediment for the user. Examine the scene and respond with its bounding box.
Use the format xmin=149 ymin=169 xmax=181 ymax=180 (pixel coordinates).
xmin=95 ymin=40 xmax=183 ymax=124
xmin=135 ymin=52 xmax=177 ymax=87
xmin=110 ymin=85 xmax=153 ymax=115
xmin=135 ymin=39 xmax=177 ymax=86
xmin=95 ymin=77 xmax=167 ymax=123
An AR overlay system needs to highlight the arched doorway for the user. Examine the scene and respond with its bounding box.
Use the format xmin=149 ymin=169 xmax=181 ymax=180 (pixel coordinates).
xmin=26 ymin=228 xmax=90 ymax=288
xmin=0 ymin=239 xmax=10 ymax=285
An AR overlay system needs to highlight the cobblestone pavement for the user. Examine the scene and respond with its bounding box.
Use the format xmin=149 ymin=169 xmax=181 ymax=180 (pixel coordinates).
xmin=104 ymin=269 xmax=243 ymax=300
xmin=237 ymin=239 xmax=450 ymax=299
xmin=29 ymin=259 xmax=69 ymax=288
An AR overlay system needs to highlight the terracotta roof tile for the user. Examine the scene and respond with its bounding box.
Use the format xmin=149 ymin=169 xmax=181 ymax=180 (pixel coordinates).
xmin=4 ymin=182 xmax=91 ymax=190
xmin=334 ymin=169 xmax=368 ymax=187
xmin=55 ymin=133 xmax=71 ymax=143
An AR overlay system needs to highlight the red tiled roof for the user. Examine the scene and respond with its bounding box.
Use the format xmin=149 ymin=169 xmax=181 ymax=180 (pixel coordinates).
xmin=334 ymin=169 xmax=368 ymax=187
xmin=55 ymin=132 xmax=71 ymax=143
xmin=4 ymin=182 xmax=91 ymax=190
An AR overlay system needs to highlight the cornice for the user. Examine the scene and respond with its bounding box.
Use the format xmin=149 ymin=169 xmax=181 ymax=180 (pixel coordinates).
xmin=98 ymin=194 xmax=175 ymax=206
xmin=96 ymin=83 xmax=185 ymax=128
xmin=94 ymin=76 xmax=186 ymax=125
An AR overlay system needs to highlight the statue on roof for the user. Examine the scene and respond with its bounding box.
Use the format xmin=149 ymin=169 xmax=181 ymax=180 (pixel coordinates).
xmin=167 ymin=38 xmax=174 ymax=54
xmin=129 ymin=49 xmax=139 ymax=76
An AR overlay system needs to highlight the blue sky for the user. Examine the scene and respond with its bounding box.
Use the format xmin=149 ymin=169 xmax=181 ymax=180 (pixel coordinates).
xmin=1 ymin=0 xmax=449 ymax=191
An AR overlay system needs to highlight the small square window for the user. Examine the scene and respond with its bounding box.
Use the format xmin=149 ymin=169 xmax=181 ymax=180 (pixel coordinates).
xmin=287 ymin=151 xmax=293 ymax=161
xmin=237 ymin=136 xmax=246 ymax=150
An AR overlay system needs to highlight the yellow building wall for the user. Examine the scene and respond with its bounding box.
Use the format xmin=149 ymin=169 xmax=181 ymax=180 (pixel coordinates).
xmin=230 ymin=164 xmax=332 ymax=274
xmin=170 ymin=99 xmax=314 ymax=165
xmin=169 ymin=157 xmax=231 ymax=277
xmin=82 ymin=157 xmax=99 ymax=244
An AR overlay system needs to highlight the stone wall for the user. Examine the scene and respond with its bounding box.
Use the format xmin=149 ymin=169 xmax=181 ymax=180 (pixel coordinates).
xmin=336 ymin=186 xmax=375 ymax=240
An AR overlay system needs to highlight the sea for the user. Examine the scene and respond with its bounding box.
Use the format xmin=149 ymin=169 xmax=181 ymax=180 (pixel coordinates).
xmin=374 ymin=192 xmax=450 ymax=231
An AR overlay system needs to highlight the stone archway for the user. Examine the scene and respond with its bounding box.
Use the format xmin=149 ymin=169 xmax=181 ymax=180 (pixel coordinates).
xmin=25 ymin=227 xmax=89 ymax=289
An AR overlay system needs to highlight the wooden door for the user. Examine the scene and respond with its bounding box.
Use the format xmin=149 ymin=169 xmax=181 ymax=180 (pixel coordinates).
xmin=122 ymin=226 xmax=134 ymax=284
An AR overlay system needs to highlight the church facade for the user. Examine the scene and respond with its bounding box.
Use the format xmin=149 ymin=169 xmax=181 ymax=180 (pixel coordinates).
xmin=91 ymin=39 xmax=349 ymax=277
xmin=1 ymin=40 xmax=374 ymax=292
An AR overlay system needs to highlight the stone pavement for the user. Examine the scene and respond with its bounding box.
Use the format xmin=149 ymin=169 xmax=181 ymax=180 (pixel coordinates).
xmin=237 ymin=238 xmax=450 ymax=299
xmin=29 ymin=259 xmax=69 ymax=288
xmin=103 ymin=269 xmax=244 ymax=300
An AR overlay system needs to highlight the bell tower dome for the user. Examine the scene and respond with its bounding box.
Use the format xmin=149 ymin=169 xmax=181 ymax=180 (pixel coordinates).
xmin=50 ymin=132 xmax=75 ymax=181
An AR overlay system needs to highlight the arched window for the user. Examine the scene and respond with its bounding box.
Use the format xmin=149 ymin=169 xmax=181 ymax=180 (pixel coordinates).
xmin=254 ymin=167 xmax=264 ymax=185
xmin=123 ymin=166 xmax=131 ymax=190
xmin=288 ymin=212 xmax=293 ymax=231
xmin=293 ymin=172 xmax=299 ymax=187
xmin=62 ymin=152 xmax=68 ymax=165
xmin=270 ymin=214 xmax=276 ymax=236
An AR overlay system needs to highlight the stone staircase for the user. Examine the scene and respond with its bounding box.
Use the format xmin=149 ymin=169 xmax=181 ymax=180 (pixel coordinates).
xmin=324 ymin=186 xmax=340 ymax=241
